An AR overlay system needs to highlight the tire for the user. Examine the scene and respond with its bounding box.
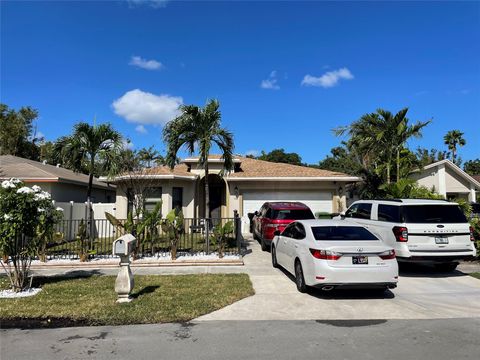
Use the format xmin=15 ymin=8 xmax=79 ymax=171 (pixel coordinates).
xmin=294 ymin=260 xmax=307 ymax=293
xmin=271 ymin=245 xmax=278 ymax=268
xmin=261 ymin=237 xmax=268 ymax=252
xmin=435 ymin=262 xmax=458 ymax=272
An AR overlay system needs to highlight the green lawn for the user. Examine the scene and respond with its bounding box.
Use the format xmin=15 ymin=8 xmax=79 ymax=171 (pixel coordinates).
xmin=0 ymin=274 xmax=254 ymax=327
xmin=470 ymin=272 xmax=480 ymax=280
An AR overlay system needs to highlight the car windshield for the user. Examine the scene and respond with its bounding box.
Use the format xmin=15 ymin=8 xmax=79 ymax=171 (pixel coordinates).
xmin=311 ymin=226 xmax=378 ymax=241
xmin=402 ymin=205 xmax=467 ymax=223
xmin=272 ymin=209 xmax=315 ymax=220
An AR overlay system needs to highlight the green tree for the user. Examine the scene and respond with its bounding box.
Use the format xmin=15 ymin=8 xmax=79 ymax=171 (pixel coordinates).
xmin=163 ymin=99 xmax=234 ymax=218
xmin=335 ymin=108 xmax=430 ymax=183
xmin=257 ymin=148 xmax=302 ymax=166
xmin=317 ymin=145 xmax=362 ymax=175
xmin=464 ymin=159 xmax=480 ymax=175
xmin=53 ymin=122 xmax=123 ymax=205
xmin=137 ymin=146 xmax=163 ymax=168
xmin=444 ymin=130 xmax=466 ymax=165
xmin=0 ymin=104 xmax=42 ymax=160
xmin=415 ymin=147 xmax=448 ymax=167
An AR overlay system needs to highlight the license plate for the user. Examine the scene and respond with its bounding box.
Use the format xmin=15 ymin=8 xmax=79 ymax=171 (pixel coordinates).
xmin=352 ymin=256 xmax=368 ymax=265
xmin=435 ymin=237 xmax=449 ymax=244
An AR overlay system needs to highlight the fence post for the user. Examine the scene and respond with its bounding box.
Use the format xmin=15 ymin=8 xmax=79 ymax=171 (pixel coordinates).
xmin=234 ymin=210 xmax=241 ymax=254
xmin=205 ymin=218 xmax=210 ymax=255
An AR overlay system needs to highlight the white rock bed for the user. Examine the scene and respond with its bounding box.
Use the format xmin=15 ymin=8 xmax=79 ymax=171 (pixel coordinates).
xmin=0 ymin=288 xmax=42 ymax=298
xmin=30 ymin=253 xmax=241 ymax=265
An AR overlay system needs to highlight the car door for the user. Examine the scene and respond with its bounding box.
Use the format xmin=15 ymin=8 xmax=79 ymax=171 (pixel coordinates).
xmin=276 ymin=223 xmax=294 ymax=268
xmin=345 ymin=203 xmax=373 ymax=229
xmin=285 ymin=223 xmax=307 ymax=274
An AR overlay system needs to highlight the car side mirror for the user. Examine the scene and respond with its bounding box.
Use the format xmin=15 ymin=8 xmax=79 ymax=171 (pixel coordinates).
xmin=274 ymin=230 xmax=281 ymax=236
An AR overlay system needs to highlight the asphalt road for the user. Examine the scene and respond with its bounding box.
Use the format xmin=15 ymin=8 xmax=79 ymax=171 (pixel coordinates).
xmin=2 ymin=318 xmax=479 ymax=360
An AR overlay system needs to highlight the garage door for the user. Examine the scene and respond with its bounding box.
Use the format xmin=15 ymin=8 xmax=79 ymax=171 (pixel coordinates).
xmin=241 ymin=191 xmax=333 ymax=232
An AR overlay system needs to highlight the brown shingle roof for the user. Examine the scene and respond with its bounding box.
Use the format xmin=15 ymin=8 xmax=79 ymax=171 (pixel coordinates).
xmin=0 ymin=155 xmax=113 ymax=189
xmin=227 ymin=156 xmax=353 ymax=178
xmin=473 ymin=175 xmax=480 ymax=183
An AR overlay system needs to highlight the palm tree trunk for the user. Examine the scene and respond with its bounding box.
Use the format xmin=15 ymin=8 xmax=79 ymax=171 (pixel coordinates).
xmin=204 ymin=161 xmax=210 ymax=219
xmin=386 ymin=158 xmax=391 ymax=184
xmin=396 ymin=148 xmax=400 ymax=182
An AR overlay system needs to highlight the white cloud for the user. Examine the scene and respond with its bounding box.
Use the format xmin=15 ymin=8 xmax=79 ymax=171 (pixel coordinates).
xmin=129 ymin=56 xmax=163 ymax=70
xmin=260 ymin=70 xmax=280 ymax=90
xmin=135 ymin=125 xmax=148 ymax=134
xmin=301 ymin=67 xmax=354 ymax=88
xmin=128 ymin=0 xmax=169 ymax=9
xmin=112 ymin=89 xmax=183 ymax=125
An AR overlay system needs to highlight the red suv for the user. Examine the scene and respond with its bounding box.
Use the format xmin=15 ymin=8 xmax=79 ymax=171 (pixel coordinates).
xmin=252 ymin=202 xmax=315 ymax=251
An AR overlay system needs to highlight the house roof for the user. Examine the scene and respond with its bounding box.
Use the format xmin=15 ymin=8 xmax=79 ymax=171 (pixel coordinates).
xmin=418 ymin=159 xmax=480 ymax=189
xmin=110 ymin=155 xmax=360 ymax=182
xmin=0 ymin=155 xmax=115 ymax=190
xmin=473 ymin=175 xmax=480 ymax=183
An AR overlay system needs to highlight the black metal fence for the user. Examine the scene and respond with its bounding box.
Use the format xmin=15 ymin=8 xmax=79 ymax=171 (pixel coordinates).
xmin=42 ymin=215 xmax=243 ymax=260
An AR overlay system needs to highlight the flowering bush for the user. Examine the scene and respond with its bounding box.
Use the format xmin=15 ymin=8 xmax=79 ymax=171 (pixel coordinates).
xmin=0 ymin=178 xmax=63 ymax=291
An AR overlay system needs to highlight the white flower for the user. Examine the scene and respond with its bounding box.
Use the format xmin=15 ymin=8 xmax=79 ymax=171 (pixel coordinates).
xmin=32 ymin=185 xmax=42 ymax=193
xmin=16 ymin=187 xmax=34 ymax=194
xmin=3 ymin=214 xmax=12 ymax=220
xmin=34 ymin=191 xmax=51 ymax=201
xmin=56 ymin=207 xmax=64 ymax=212
xmin=38 ymin=208 xmax=45 ymax=212
xmin=1 ymin=180 xmax=15 ymax=189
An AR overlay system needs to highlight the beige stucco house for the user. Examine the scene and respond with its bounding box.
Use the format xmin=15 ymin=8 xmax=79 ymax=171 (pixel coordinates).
xmin=411 ymin=159 xmax=479 ymax=202
xmin=111 ymin=155 xmax=361 ymax=232
xmin=0 ymin=155 xmax=116 ymax=203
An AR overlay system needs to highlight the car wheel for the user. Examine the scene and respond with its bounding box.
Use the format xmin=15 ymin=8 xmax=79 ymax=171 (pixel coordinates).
xmin=271 ymin=245 xmax=278 ymax=268
xmin=435 ymin=262 xmax=458 ymax=272
xmin=261 ymin=237 xmax=268 ymax=252
xmin=294 ymin=260 xmax=307 ymax=293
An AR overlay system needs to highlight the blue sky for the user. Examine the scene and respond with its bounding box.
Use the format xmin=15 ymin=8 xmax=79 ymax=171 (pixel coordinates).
xmin=1 ymin=0 xmax=479 ymax=164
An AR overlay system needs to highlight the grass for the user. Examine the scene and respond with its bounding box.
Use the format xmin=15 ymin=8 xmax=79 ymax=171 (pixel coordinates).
xmin=0 ymin=274 xmax=254 ymax=327
xmin=470 ymin=272 xmax=480 ymax=280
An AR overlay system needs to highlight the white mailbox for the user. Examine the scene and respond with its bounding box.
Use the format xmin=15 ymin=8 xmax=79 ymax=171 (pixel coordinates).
xmin=113 ymin=234 xmax=136 ymax=256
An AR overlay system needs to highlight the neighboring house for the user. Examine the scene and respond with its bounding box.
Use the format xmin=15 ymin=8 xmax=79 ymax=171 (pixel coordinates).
xmin=410 ymin=159 xmax=479 ymax=202
xmin=0 ymin=155 xmax=116 ymax=203
xmin=111 ymin=155 xmax=361 ymax=232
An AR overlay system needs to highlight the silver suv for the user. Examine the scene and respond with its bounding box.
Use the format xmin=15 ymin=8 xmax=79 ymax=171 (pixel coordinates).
xmin=340 ymin=199 xmax=476 ymax=271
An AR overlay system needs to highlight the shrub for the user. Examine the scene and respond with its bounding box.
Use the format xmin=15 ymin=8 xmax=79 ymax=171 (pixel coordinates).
xmin=0 ymin=178 xmax=63 ymax=291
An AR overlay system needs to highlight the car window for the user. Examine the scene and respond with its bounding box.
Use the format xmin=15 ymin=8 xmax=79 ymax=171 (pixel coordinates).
xmin=345 ymin=204 xmax=359 ymax=218
xmin=378 ymin=204 xmax=401 ymax=222
xmin=293 ymin=223 xmax=306 ymax=240
xmin=311 ymin=226 xmax=378 ymax=241
xmin=265 ymin=208 xmax=272 ymax=219
xmin=281 ymin=223 xmax=295 ymax=238
xmin=272 ymin=209 xmax=315 ymax=220
xmin=402 ymin=205 xmax=467 ymax=223
xmin=345 ymin=203 xmax=372 ymax=219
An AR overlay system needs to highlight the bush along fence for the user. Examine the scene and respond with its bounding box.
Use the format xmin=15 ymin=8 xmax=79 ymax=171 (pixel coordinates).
xmin=41 ymin=212 xmax=243 ymax=261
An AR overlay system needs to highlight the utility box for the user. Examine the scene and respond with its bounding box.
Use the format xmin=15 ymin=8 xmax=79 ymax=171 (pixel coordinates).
xmin=113 ymin=234 xmax=136 ymax=256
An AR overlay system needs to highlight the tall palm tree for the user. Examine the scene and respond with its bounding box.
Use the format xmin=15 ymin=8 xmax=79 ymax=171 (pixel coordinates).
xmin=53 ymin=122 xmax=123 ymax=205
xmin=335 ymin=108 xmax=430 ymax=183
xmin=163 ymin=99 xmax=234 ymax=218
xmin=444 ymin=130 xmax=466 ymax=165
xmin=137 ymin=146 xmax=162 ymax=168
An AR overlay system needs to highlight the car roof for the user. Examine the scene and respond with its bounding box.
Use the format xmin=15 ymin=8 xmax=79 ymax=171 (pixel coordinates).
xmin=266 ymin=202 xmax=311 ymax=210
xmin=296 ymin=219 xmax=365 ymax=228
xmin=353 ymin=199 xmax=456 ymax=206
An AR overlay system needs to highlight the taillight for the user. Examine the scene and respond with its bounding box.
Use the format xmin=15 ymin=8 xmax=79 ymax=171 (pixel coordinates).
xmin=378 ymin=249 xmax=396 ymax=260
xmin=392 ymin=226 xmax=408 ymax=242
xmin=310 ymin=249 xmax=342 ymax=260
xmin=470 ymin=226 xmax=475 ymax=242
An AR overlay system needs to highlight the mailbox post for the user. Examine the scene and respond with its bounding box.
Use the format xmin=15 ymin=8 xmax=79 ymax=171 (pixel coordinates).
xmin=112 ymin=234 xmax=136 ymax=303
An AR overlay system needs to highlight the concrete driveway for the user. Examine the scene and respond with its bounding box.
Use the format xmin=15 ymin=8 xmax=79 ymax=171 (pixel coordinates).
xmin=196 ymin=237 xmax=480 ymax=321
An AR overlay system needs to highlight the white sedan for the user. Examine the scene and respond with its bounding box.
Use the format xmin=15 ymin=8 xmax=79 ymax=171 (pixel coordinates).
xmin=271 ymin=220 xmax=399 ymax=292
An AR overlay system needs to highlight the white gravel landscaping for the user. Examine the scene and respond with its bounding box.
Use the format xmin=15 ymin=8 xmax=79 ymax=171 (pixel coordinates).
xmin=0 ymin=288 xmax=42 ymax=298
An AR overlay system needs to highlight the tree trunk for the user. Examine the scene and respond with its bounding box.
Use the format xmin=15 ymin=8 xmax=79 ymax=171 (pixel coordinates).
xmin=204 ymin=161 xmax=210 ymax=219
xmin=452 ymin=148 xmax=456 ymax=164
xmin=386 ymin=159 xmax=391 ymax=184
xmin=396 ymin=148 xmax=400 ymax=182
xmin=86 ymin=170 xmax=94 ymax=254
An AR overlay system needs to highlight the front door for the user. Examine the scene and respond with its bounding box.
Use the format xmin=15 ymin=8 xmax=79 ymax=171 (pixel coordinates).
xmin=209 ymin=186 xmax=222 ymax=219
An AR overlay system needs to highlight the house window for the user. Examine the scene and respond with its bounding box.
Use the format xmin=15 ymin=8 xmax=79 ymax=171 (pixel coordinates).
xmin=144 ymin=187 xmax=162 ymax=212
xmin=172 ymin=187 xmax=183 ymax=211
